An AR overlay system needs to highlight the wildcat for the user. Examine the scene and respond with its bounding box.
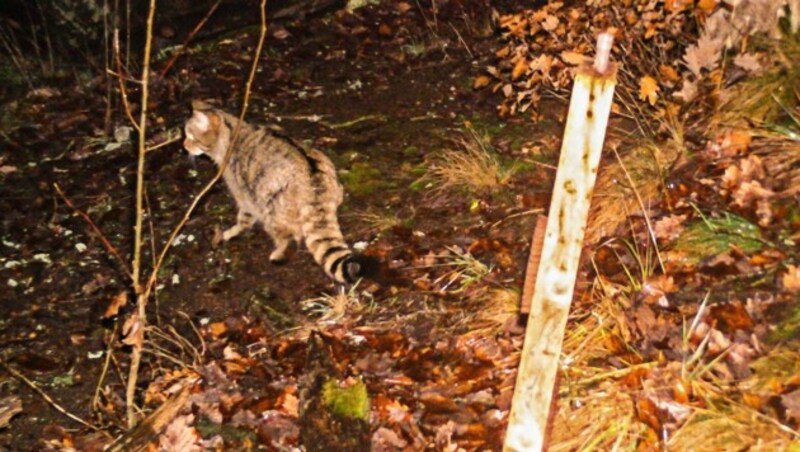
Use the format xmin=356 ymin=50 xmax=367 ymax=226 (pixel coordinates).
xmin=183 ymin=100 xmax=374 ymax=284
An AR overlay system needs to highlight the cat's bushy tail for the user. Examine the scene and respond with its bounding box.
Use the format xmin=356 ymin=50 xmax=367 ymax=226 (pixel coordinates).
xmin=303 ymin=221 xmax=378 ymax=284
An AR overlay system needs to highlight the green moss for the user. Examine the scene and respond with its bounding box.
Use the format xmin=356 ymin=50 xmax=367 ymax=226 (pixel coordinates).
xmin=409 ymin=176 xmax=432 ymax=192
xmin=670 ymin=213 xmax=765 ymax=265
xmin=339 ymin=162 xmax=392 ymax=195
xmin=768 ymin=301 xmax=800 ymax=343
xmin=748 ymin=345 xmax=800 ymax=381
xmin=195 ymin=419 xmax=258 ymax=444
xmin=322 ymin=378 xmax=369 ymax=421
xmin=403 ymin=146 xmax=421 ymax=158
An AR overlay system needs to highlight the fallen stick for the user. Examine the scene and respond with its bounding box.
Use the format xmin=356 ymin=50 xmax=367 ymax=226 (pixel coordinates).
xmin=504 ymin=32 xmax=618 ymax=452
xmin=1 ymin=361 xmax=98 ymax=431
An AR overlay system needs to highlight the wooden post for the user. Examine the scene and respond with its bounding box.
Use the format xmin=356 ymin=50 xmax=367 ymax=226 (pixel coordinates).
xmin=504 ymin=33 xmax=617 ymax=452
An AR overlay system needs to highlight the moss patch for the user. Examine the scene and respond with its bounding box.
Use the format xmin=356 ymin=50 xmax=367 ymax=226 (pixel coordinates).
xmin=669 ymin=213 xmax=765 ymax=266
xmin=339 ymin=162 xmax=393 ymax=195
xmin=322 ymin=378 xmax=369 ymax=421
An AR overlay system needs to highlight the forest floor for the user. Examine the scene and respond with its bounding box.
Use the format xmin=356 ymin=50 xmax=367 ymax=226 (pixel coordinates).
xmin=1 ymin=1 xmax=799 ymax=450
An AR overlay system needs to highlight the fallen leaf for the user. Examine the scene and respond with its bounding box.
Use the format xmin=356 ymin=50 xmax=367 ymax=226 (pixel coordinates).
xmin=121 ymin=312 xmax=144 ymax=347
xmin=639 ymin=76 xmax=660 ymax=106
xmin=0 ymin=396 xmax=22 ymax=429
xmin=732 ymin=180 xmax=774 ymax=208
xmin=103 ymin=291 xmax=128 ymax=319
xmin=673 ymin=80 xmax=698 ymax=102
xmin=635 ymin=396 xmax=663 ymax=433
xmin=658 ymin=64 xmax=680 ymax=83
xmin=697 ymin=0 xmax=719 ymax=14
xmin=372 ymin=427 xmax=408 ymax=451
xmin=684 ymin=34 xmax=724 ymax=76
xmin=473 ymin=75 xmax=491 ymax=89
xmin=542 ymin=14 xmax=559 ymax=32
xmin=208 ymin=322 xmax=228 ymax=339
xmin=782 ymin=389 xmax=800 ymax=423
xmin=158 ymin=414 xmax=202 ymax=452
xmin=665 ymin=0 xmax=692 ymax=13
xmin=511 ymin=59 xmax=528 ymax=80
xmin=378 ymin=23 xmax=392 ymax=36
xmin=560 ymin=51 xmax=588 ymax=66
xmin=654 ymin=214 xmax=688 ymax=241
xmin=394 ymin=2 xmax=412 ymax=13
xmin=733 ymin=53 xmax=764 ymax=73
xmin=782 ymin=265 xmax=800 ymax=292
xmin=709 ymin=301 xmax=753 ymax=332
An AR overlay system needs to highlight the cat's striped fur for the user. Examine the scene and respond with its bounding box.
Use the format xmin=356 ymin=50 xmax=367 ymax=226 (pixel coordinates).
xmin=183 ymin=100 xmax=373 ymax=283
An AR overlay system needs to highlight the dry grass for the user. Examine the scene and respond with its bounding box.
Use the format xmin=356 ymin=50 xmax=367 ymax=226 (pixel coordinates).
xmin=545 ymin=259 xmax=800 ymax=450
xmin=716 ymin=34 xmax=800 ymax=130
xmin=424 ymin=128 xmax=515 ymax=194
xmin=301 ymin=283 xmax=370 ymax=324
xmin=349 ymin=209 xmax=405 ymax=235
xmin=586 ymin=140 xmax=680 ymax=245
xmin=461 ymin=287 xmax=520 ymax=336
xmin=754 ymin=137 xmax=800 ymax=197
xmin=668 ymin=398 xmax=798 ymax=451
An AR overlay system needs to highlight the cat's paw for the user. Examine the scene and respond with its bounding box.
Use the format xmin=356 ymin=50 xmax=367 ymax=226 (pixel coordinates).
xmin=269 ymin=250 xmax=288 ymax=265
xmin=211 ymin=226 xmax=224 ymax=248
xmin=269 ymin=256 xmax=288 ymax=266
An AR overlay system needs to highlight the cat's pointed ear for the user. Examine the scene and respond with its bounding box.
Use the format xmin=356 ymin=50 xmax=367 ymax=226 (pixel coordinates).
xmin=191 ymin=110 xmax=210 ymax=132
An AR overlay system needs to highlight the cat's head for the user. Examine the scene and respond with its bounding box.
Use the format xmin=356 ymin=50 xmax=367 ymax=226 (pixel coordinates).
xmin=184 ymin=100 xmax=222 ymax=157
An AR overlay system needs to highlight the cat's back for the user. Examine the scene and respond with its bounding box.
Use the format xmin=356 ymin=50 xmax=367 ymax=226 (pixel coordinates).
xmin=227 ymin=124 xmax=341 ymax=206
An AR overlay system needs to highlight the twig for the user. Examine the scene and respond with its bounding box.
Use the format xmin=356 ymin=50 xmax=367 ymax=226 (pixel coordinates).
xmin=125 ymin=0 xmax=269 ymax=428
xmin=1 ymin=361 xmax=98 ymax=431
xmin=158 ymin=0 xmax=223 ymax=79
xmin=91 ymin=322 xmax=119 ymax=421
xmin=326 ymin=114 xmax=386 ymax=129
xmin=145 ymin=134 xmax=181 ymax=153
xmin=53 ymin=183 xmax=133 ymax=280
xmin=447 ymin=23 xmax=473 ymax=59
xmin=127 ymin=0 xmax=157 ymax=427
xmin=489 ymin=208 xmax=544 ymax=230
xmin=113 ymin=29 xmax=140 ymax=132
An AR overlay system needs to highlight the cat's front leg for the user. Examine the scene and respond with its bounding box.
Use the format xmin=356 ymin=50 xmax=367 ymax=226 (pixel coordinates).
xmin=213 ymin=210 xmax=256 ymax=246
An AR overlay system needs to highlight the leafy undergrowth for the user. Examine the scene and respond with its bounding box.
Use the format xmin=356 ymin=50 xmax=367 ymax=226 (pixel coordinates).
xmin=0 ymin=0 xmax=799 ymax=450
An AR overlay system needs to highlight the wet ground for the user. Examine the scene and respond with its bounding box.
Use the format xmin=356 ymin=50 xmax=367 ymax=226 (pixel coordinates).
xmin=0 ymin=3 xmax=562 ymax=449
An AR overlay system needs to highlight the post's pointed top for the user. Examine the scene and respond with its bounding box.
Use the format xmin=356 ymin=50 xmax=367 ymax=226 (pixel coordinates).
xmin=593 ymin=32 xmax=615 ymax=74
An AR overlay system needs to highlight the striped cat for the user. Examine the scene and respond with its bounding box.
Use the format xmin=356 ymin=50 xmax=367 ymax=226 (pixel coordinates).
xmin=183 ymin=100 xmax=374 ymax=284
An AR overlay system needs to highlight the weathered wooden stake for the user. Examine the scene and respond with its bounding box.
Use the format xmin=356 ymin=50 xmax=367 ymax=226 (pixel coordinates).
xmin=504 ymin=33 xmax=617 ymax=452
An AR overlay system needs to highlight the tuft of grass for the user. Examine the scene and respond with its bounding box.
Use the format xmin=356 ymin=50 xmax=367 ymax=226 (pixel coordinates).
xmin=429 ymin=246 xmax=492 ymax=293
xmin=301 ymin=283 xmax=370 ymax=323
xmin=422 ymin=128 xmax=516 ymax=194
xmin=350 ymin=209 xmax=405 ymax=235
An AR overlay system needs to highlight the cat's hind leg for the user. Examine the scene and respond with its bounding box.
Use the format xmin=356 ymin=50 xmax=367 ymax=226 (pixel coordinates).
xmin=266 ymin=227 xmax=295 ymax=264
